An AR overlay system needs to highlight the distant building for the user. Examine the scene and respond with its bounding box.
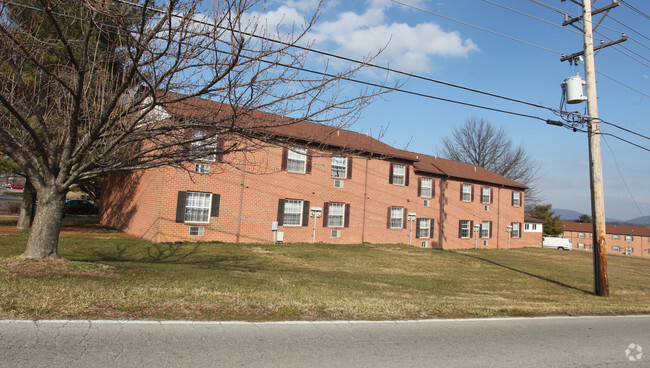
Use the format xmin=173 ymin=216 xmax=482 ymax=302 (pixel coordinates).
xmin=523 ymin=216 xmax=544 ymax=247
xmin=561 ymin=222 xmax=650 ymax=257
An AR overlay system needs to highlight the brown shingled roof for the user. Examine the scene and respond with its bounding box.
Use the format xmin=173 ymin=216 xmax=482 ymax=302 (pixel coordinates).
xmin=156 ymin=93 xmax=526 ymax=188
xmin=562 ymin=222 xmax=650 ymax=237
xmin=525 ymin=216 xmax=544 ymax=223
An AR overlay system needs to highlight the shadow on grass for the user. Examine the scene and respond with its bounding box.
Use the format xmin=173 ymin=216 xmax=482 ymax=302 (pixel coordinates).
xmin=455 ymin=251 xmax=593 ymax=295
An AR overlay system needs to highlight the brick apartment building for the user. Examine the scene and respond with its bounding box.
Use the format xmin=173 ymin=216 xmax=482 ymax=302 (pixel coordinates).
xmin=99 ymin=95 xmax=539 ymax=249
xmin=562 ymin=221 xmax=650 ymax=257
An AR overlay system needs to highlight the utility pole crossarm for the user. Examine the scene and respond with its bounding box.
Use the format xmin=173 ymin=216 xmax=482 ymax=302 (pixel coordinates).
xmin=560 ymin=36 xmax=627 ymax=62
xmin=562 ymin=0 xmax=620 ymax=26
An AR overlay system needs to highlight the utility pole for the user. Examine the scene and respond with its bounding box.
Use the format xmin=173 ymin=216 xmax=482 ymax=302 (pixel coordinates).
xmin=560 ymin=0 xmax=626 ymax=297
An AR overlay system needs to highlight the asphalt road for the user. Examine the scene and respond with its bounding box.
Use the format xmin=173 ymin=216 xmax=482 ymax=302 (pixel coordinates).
xmin=1 ymin=316 xmax=649 ymax=368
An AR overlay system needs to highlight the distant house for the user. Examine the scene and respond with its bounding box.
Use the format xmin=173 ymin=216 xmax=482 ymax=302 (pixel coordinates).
xmin=99 ymin=94 xmax=531 ymax=249
xmin=561 ymin=222 xmax=650 ymax=257
xmin=522 ymin=216 xmax=544 ymax=247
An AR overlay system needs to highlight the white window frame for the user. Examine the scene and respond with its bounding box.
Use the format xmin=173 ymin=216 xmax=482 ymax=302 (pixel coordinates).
xmin=512 ymin=191 xmax=521 ymax=207
xmin=524 ymin=223 xmax=530 ymax=231
xmin=287 ymin=147 xmax=307 ymax=173
xmin=420 ymin=177 xmax=432 ymax=198
xmin=192 ymin=130 xmax=217 ymax=162
xmin=195 ymin=163 xmax=210 ymax=174
xmin=578 ymin=232 xmax=585 ymax=238
xmin=625 ymin=235 xmax=633 ymax=242
xmin=613 ymin=235 xmax=620 ymax=241
xmin=189 ymin=226 xmax=205 ymax=237
xmin=578 ymin=243 xmax=585 ymax=249
xmin=418 ymin=218 xmax=431 ymax=239
xmin=481 ymin=187 xmax=491 ymax=204
xmin=184 ymin=192 xmax=212 ymax=223
xmin=283 ymin=199 xmax=304 ymax=226
xmin=392 ymin=164 xmax=405 ymax=186
xmin=462 ymin=184 xmax=472 ymax=202
xmin=390 ymin=207 xmax=404 ymax=229
xmin=626 ymin=246 xmax=633 ymax=254
xmin=460 ymin=220 xmax=471 ymax=239
xmin=328 ymin=202 xmax=345 ymax=228
xmin=481 ymin=221 xmax=490 ymax=239
xmin=512 ymin=222 xmax=520 ymax=238
xmin=331 ymin=155 xmax=347 ymax=179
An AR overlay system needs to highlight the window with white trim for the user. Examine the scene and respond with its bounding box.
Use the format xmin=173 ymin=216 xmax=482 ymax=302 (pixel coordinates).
xmin=331 ymin=155 xmax=347 ymax=178
xmin=460 ymin=220 xmax=471 ymax=238
xmin=481 ymin=187 xmax=491 ymax=203
xmin=481 ymin=221 xmax=490 ymax=238
xmin=195 ymin=163 xmax=210 ymax=174
xmin=578 ymin=243 xmax=585 ymax=249
xmin=328 ymin=202 xmax=345 ymax=228
xmin=613 ymin=246 xmax=620 ymax=252
xmin=578 ymin=232 xmax=585 ymax=238
xmin=626 ymin=247 xmax=633 ymax=254
xmin=287 ymin=147 xmax=307 ymax=173
xmin=625 ymin=235 xmax=633 ymax=242
xmin=613 ymin=235 xmax=620 ymax=241
xmin=462 ymin=184 xmax=472 ymax=202
xmin=420 ymin=177 xmax=432 ymax=198
xmin=192 ymin=130 xmax=217 ymax=162
xmin=511 ymin=222 xmax=520 ymax=238
xmin=512 ymin=191 xmax=521 ymax=207
xmin=390 ymin=207 xmax=404 ymax=228
xmin=392 ymin=164 xmax=405 ymax=185
xmin=189 ymin=226 xmax=204 ymax=236
xmin=524 ymin=223 xmax=530 ymax=231
xmin=185 ymin=192 xmax=212 ymax=223
xmin=283 ymin=199 xmax=304 ymax=226
xmin=418 ymin=218 xmax=432 ymax=238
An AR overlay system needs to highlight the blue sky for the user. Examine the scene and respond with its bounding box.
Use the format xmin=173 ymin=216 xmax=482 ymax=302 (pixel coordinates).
xmin=254 ymin=0 xmax=649 ymax=221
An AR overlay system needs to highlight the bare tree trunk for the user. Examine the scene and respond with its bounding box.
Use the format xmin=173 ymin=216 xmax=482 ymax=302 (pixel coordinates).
xmin=17 ymin=180 xmax=36 ymax=229
xmin=20 ymin=188 xmax=65 ymax=259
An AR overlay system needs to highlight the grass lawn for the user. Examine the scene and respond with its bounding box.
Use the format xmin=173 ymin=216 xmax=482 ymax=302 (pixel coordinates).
xmin=1 ymin=216 xmax=649 ymax=321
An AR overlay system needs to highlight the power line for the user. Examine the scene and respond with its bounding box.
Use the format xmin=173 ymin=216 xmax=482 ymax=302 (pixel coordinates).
xmin=620 ymin=0 xmax=650 ymax=20
xmin=602 ymin=135 xmax=646 ymax=217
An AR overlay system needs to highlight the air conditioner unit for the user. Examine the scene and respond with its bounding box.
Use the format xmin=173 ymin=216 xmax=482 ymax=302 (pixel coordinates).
xmin=420 ymin=240 xmax=428 ymax=248
xmin=333 ymin=179 xmax=344 ymax=188
xmin=423 ymin=199 xmax=430 ymax=207
xmin=331 ymin=229 xmax=341 ymax=238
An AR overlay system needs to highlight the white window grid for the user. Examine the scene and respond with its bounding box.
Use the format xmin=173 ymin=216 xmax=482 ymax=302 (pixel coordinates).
xmin=512 ymin=191 xmax=521 ymax=207
xmin=392 ymin=164 xmax=405 ymax=185
xmin=481 ymin=221 xmax=490 ymax=238
xmin=481 ymin=187 xmax=490 ymax=203
xmin=195 ymin=163 xmax=210 ymax=174
xmin=460 ymin=220 xmax=470 ymax=238
xmin=512 ymin=223 xmax=520 ymax=238
xmin=192 ymin=130 xmax=217 ymax=162
xmin=390 ymin=207 xmax=404 ymax=228
xmin=462 ymin=184 xmax=471 ymax=202
xmin=283 ymin=199 xmax=303 ymax=226
xmin=328 ymin=202 xmax=345 ymax=227
xmin=578 ymin=233 xmax=585 ymax=238
xmin=287 ymin=147 xmax=307 ymax=173
xmin=331 ymin=156 xmax=347 ymax=178
xmin=626 ymin=247 xmax=633 ymax=254
xmin=524 ymin=223 xmax=530 ymax=231
xmin=418 ymin=218 xmax=431 ymax=238
xmin=189 ymin=226 xmax=204 ymax=236
xmin=613 ymin=235 xmax=620 ymax=240
xmin=625 ymin=236 xmax=633 ymax=242
xmin=421 ymin=178 xmax=432 ymax=197
xmin=185 ymin=192 xmax=211 ymax=223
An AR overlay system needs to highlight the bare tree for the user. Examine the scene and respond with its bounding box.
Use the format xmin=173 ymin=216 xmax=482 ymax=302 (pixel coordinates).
xmin=0 ymin=0 xmax=385 ymax=259
xmin=438 ymin=117 xmax=541 ymax=204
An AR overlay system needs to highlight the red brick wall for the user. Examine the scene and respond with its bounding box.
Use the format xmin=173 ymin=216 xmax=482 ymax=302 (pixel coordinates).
xmin=563 ymin=230 xmax=650 ymax=257
xmin=100 ymin=143 xmax=527 ymax=249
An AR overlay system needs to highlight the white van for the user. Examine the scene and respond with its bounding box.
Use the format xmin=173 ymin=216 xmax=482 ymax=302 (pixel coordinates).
xmin=542 ymin=237 xmax=572 ymax=250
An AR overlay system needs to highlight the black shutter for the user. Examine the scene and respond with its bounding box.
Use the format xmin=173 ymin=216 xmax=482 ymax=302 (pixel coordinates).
xmin=344 ymin=204 xmax=350 ymax=228
xmin=470 ymin=221 xmax=474 ymax=238
xmin=458 ymin=220 xmax=462 ymax=238
xmin=460 ymin=184 xmax=464 ymax=201
xmin=323 ymin=202 xmax=329 ymax=227
xmin=211 ymin=194 xmax=220 ymax=217
xmin=216 ymin=138 xmax=224 ymax=162
xmin=281 ymin=148 xmax=288 ymax=171
xmin=405 ymin=166 xmax=410 ymax=186
xmin=175 ymin=191 xmax=186 ymax=223
xmin=403 ymin=208 xmax=407 ymax=229
xmin=302 ymin=200 xmax=310 ymax=227
xmin=389 ymin=163 xmax=394 ymax=184
xmin=431 ymin=180 xmax=435 ymax=198
xmin=306 ymin=150 xmax=312 ymax=174
xmin=430 ymin=219 xmax=435 ymax=238
xmin=387 ymin=207 xmax=391 ymax=229
xmin=511 ymin=191 xmax=515 ymax=206
xmin=417 ymin=177 xmax=422 ymax=197
xmin=276 ymin=199 xmax=285 ymax=226
xmin=490 ymin=188 xmax=494 ymax=204
xmin=471 ymin=185 xmax=474 ymax=202
xmin=489 ymin=221 xmax=493 ymax=239
xmin=415 ymin=218 xmax=421 ymax=239
xmin=347 ymin=157 xmax=353 ymax=179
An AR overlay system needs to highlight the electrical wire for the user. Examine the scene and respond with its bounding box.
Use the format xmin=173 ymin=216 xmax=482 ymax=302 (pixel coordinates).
xmin=620 ymin=0 xmax=650 ymax=21
xmin=602 ymin=134 xmax=646 ymax=217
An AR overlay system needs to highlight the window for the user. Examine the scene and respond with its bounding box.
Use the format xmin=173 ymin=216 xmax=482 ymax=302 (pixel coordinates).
xmin=420 ymin=178 xmax=432 ymax=198
xmin=532 ymin=224 xmax=538 ymax=231
xmin=459 ymin=220 xmax=471 ymax=239
xmin=461 ymin=184 xmax=472 ymax=202
xmin=282 ymin=199 xmax=304 ymax=226
xmin=417 ymin=218 xmax=432 ymax=239
xmin=195 ymin=163 xmax=210 ymax=174
xmin=481 ymin=221 xmax=491 ymax=238
xmin=511 ymin=222 xmax=520 ymax=238
xmin=525 ymin=223 xmax=530 ymax=231
xmin=613 ymin=246 xmax=620 ymax=252
xmin=481 ymin=187 xmax=491 ymax=203
xmin=331 ymin=229 xmax=341 ymax=238
xmin=392 ymin=164 xmax=406 ymax=185
xmin=390 ymin=207 xmax=404 ymax=228
xmin=512 ymin=191 xmax=521 ymax=207
xmin=578 ymin=233 xmax=585 ymax=238
xmin=328 ymin=202 xmax=345 ymax=227
xmin=625 ymin=235 xmax=633 ymax=242
xmin=287 ymin=147 xmax=307 ymax=173
xmin=185 ymin=192 xmax=212 ymax=223
xmin=578 ymin=243 xmax=585 ymax=249
xmin=626 ymin=247 xmax=633 ymax=254
xmin=331 ymin=155 xmax=347 ymax=178
xmin=191 ymin=130 xmax=217 ymax=162
xmin=613 ymin=235 xmax=620 ymax=241
xmin=189 ymin=226 xmax=204 ymax=237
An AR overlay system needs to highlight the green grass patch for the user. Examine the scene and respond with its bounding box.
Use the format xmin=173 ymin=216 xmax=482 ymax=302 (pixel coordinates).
xmin=1 ymin=218 xmax=649 ymax=321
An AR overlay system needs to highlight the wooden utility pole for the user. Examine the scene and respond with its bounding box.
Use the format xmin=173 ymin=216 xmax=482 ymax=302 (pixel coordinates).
xmin=582 ymin=0 xmax=608 ymax=297
xmin=560 ymin=0 xmax=624 ymax=296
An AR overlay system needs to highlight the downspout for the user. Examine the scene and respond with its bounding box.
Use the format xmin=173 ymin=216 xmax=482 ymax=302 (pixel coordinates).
xmin=235 ymin=148 xmax=247 ymax=243
xmin=361 ymin=156 xmax=369 ymax=243
xmin=497 ymin=186 xmax=501 ymax=249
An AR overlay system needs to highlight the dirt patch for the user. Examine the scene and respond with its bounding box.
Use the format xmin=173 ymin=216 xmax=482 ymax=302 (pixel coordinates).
xmin=0 ymin=258 xmax=116 ymax=277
